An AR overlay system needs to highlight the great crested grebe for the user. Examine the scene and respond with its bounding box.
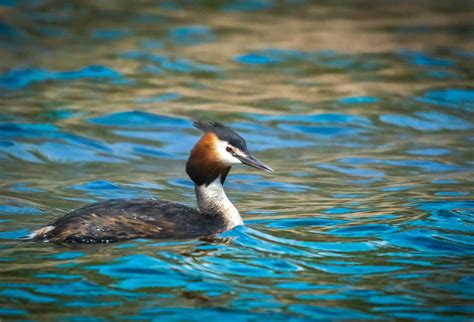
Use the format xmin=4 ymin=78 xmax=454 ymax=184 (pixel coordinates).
xmin=28 ymin=121 xmax=273 ymax=244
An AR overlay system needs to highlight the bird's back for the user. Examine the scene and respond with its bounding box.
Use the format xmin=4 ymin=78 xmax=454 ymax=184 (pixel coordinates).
xmin=29 ymin=199 xmax=227 ymax=243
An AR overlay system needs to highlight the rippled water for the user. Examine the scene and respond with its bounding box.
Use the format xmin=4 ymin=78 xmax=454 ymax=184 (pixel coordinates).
xmin=1 ymin=1 xmax=473 ymax=320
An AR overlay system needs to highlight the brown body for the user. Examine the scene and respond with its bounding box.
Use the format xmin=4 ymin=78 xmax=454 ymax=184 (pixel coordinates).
xmin=31 ymin=199 xmax=228 ymax=243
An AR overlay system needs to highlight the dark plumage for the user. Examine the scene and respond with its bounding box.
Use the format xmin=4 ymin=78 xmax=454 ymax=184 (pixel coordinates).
xmin=194 ymin=121 xmax=248 ymax=153
xmin=30 ymin=199 xmax=228 ymax=243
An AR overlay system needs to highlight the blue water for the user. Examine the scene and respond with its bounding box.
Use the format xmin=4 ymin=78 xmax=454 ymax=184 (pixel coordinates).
xmin=0 ymin=1 xmax=473 ymax=321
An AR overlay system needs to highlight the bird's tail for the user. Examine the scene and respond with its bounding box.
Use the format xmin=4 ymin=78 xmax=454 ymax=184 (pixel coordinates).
xmin=21 ymin=225 xmax=55 ymax=241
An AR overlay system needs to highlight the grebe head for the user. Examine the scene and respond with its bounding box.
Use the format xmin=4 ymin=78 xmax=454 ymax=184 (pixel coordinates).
xmin=186 ymin=121 xmax=273 ymax=186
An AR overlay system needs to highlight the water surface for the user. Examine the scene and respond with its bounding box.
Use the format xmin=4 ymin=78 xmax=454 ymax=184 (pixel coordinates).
xmin=0 ymin=1 xmax=473 ymax=320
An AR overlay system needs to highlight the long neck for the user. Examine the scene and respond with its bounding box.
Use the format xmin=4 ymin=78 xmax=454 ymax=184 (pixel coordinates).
xmin=194 ymin=178 xmax=243 ymax=229
xmin=186 ymin=132 xmax=243 ymax=228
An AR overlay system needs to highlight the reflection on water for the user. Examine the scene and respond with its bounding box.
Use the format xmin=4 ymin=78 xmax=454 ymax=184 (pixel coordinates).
xmin=1 ymin=0 xmax=473 ymax=320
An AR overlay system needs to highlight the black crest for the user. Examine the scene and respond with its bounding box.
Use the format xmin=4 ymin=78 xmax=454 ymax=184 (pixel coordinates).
xmin=194 ymin=121 xmax=248 ymax=152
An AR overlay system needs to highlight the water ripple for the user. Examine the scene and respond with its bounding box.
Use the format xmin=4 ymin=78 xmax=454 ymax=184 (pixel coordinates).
xmin=0 ymin=65 xmax=122 ymax=90
xmin=0 ymin=1 xmax=473 ymax=321
xmin=119 ymin=51 xmax=222 ymax=73
xmin=89 ymin=111 xmax=191 ymax=129
xmin=416 ymin=88 xmax=474 ymax=111
xmin=234 ymin=48 xmax=381 ymax=71
xmin=168 ymin=25 xmax=215 ymax=45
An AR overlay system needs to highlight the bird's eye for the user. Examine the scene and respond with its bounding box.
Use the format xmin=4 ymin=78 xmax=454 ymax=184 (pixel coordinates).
xmin=225 ymin=146 xmax=235 ymax=157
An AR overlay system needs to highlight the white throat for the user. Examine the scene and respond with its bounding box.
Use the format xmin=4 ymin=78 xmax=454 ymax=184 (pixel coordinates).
xmin=195 ymin=178 xmax=243 ymax=229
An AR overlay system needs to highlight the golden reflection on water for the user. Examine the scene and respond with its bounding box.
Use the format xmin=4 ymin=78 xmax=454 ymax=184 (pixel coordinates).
xmin=1 ymin=1 xmax=473 ymax=114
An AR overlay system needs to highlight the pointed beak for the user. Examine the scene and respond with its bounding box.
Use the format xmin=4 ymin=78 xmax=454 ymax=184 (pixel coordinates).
xmin=237 ymin=154 xmax=274 ymax=173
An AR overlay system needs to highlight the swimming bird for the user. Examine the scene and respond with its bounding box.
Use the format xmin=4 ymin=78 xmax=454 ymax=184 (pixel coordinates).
xmin=27 ymin=121 xmax=273 ymax=243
